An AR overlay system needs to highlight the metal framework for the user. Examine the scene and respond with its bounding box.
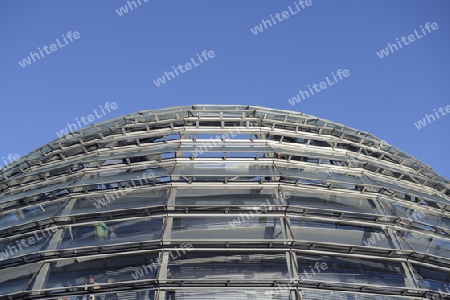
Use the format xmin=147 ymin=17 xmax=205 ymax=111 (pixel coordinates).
xmin=0 ymin=105 xmax=449 ymax=300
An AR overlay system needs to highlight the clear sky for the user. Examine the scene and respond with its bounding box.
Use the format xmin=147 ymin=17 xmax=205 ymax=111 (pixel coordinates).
xmin=0 ymin=0 xmax=449 ymax=179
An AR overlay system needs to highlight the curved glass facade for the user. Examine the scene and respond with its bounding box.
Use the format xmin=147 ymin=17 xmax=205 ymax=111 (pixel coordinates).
xmin=0 ymin=105 xmax=449 ymax=299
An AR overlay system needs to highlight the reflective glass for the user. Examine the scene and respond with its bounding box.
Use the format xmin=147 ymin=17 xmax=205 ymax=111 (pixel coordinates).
xmin=301 ymin=289 xmax=412 ymax=300
xmin=0 ymin=228 xmax=54 ymax=259
xmin=167 ymin=289 xmax=292 ymax=299
xmin=57 ymin=217 xmax=163 ymax=249
xmin=296 ymin=254 xmax=406 ymax=287
xmin=290 ymin=218 xmax=397 ymax=249
xmin=171 ymin=217 xmax=285 ymax=240
xmin=45 ymin=252 xmax=160 ymax=289
xmin=169 ymin=253 xmax=289 ymax=281
xmin=173 ymin=162 xmax=279 ymax=177
xmin=0 ymin=200 xmax=66 ymax=229
xmin=285 ymin=189 xmax=382 ymax=214
xmin=65 ymin=188 xmax=168 ymax=215
xmin=413 ymin=264 xmax=450 ymax=292
xmin=0 ymin=263 xmax=40 ymax=294
xmin=173 ymin=187 xmax=286 ymax=208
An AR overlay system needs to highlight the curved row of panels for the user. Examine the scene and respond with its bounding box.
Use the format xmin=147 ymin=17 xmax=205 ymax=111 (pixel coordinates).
xmin=1 ymin=185 xmax=450 ymax=251
xmin=0 ymin=136 xmax=447 ymax=201
xmin=1 ymin=245 xmax=449 ymax=298
xmin=1 ymin=157 xmax=448 ymax=219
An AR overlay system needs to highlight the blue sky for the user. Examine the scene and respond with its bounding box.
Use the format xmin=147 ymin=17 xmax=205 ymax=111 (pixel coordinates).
xmin=0 ymin=0 xmax=449 ymax=178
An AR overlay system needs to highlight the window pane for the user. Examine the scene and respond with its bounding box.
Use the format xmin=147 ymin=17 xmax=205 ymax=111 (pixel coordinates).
xmin=45 ymin=252 xmax=160 ymax=290
xmin=169 ymin=253 xmax=289 ymax=281
xmin=171 ymin=217 xmax=285 ymax=240
xmin=57 ymin=217 xmax=163 ymax=249
xmin=296 ymin=254 xmax=406 ymax=287
xmin=65 ymin=188 xmax=168 ymax=215
xmin=174 ymin=187 xmax=285 ymax=207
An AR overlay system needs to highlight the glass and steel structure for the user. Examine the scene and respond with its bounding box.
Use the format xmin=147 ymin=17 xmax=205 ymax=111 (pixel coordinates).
xmin=0 ymin=105 xmax=449 ymax=300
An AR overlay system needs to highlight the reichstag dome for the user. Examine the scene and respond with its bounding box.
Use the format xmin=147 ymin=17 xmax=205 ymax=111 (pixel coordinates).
xmin=0 ymin=105 xmax=449 ymax=300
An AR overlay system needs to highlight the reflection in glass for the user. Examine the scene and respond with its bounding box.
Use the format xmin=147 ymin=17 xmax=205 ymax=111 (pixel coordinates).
xmin=0 ymin=201 xmax=65 ymax=229
xmin=168 ymin=253 xmax=289 ymax=280
xmin=0 ymin=264 xmax=40 ymax=294
xmin=174 ymin=187 xmax=285 ymax=208
xmin=286 ymin=190 xmax=383 ymax=214
xmin=297 ymin=254 xmax=406 ymax=287
xmin=45 ymin=253 xmax=160 ymax=290
xmin=0 ymin=228 xmax=54 ymax=259
xmin=291 ymin=218 xmax=398 ymax=249
xmin=172 ymin=217 xmax=284 ymax=240
xmin=58 ymin=217 xmax=163 ymax=249
xmin=67 ymin=188 xmax=168 ymax=215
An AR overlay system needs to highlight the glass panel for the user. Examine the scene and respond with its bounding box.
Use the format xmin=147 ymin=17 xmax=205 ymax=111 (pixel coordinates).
xmin=0 ymin=228 xmax=54 ymax=260
xmin=168 ymin=289 xmax=292 ymax=299
xmin=413 ymin=264 xmax=450 ymax=292
xmin=301 ymin=289 xmax=411 ymax=300
xmin=0 ymin=263 xmax=40 ymax=295
xmin=65 ymin=188 xmax=168 ymax=215
xmin=70 ymin=168 xmax=167 ymax=187
xmin=171 ymin=217 xmax=284 ymax=240
xmin=296 ymin=254 xmax=406 ymax=287
xmin=178 ymin=143 xmax=273 ymax=153
xmin=45 ymin=252 xmax=160 ymax=290
xmin=169 ymin=253 xmax=289 ymax=281
xmin=426 ymin=236 xmax=450 ymax=258
xmin=0 ymin=166 xmax=172 ymax=205
xmin=57 ymin=217 xmax=163 ymax=249
xmin=174 ymin=187 xmax=286 ymax=208
xmin=381 ymin=198 xmax=450 ymax=231
xmin=179 ymin=142 xmax=268 ymax=159
xmin=271 ymin=144 xmax=347 ymax=161
xmin=0 ymin=200 xmax=66 ymax=229
xmin=396 ymin=229 xmax=450 ymax=258
xmin=45 ymin=288 xmax=158 ymax=300
xmin=285 ymin=189 xmax=383 ymax=215
xmin=173 ymin=163 xmax=279 ymax=177
xmin=0 ymin=181 xmax=69 ymax=204
xmin=30 ymin=145 xmax=177 ymax=182
xmin=290 ymin=218 xmax=399 ymax=249
xmin=369 ymin=177 xmax=450 ymax=206
xmin=96 ymin=144 xmax=178 ymax=160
